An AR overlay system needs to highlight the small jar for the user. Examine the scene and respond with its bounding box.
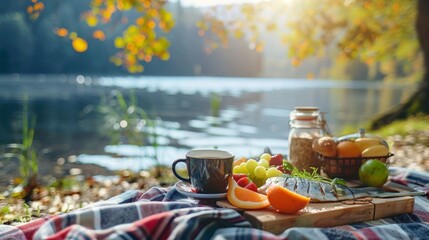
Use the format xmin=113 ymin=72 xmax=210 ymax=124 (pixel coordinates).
xmin=288 ymin=107 xmax=328 ymax=172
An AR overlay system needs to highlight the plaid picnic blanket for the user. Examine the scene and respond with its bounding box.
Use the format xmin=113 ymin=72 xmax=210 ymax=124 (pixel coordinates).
xmin=1 ymin=167 xmax=428 ymax=240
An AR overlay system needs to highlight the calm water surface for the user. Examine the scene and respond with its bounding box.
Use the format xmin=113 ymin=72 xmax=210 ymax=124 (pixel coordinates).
xmin=0 ymin=74 xmax=416 ymax=172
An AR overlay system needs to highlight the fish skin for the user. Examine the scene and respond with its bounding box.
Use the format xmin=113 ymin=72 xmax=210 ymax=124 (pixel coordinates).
xmin=261 ymin=175 xmax=386 ymax=202
xmin=284 ymin=177 xmax=298 ymax=192
xmin=318 ymin=181 xmax=338 ymax=202
xmin=295 ymin=178 xmax=311 ymax=198
xmin=307 ymin=181 xmax=325 ymax=202
xmin=335 ymin=185 xmax=385 ymax=200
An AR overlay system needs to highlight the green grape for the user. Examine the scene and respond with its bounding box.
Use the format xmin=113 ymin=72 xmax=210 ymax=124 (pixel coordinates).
xmin=254 ymin=166 xmax=267 ymax=179
xmin=258 ymin=159 xmax=269 ymax=169
xmin=260 ymin=153 xmax=272 ymax=161
xmin=233 ymin=165 xmax=242 ymax=174
xmin=239 ymin=162 xmax=249 ymax=174
xmin=248 ymin=171 xmax=255 ymax=181
xmin=246 ymin=159 xmax=258 ymax=172
xmin=266 ymin=167 xmax=283 ymax=178
xmin=253 ymin=176 xmax=265 ymax=187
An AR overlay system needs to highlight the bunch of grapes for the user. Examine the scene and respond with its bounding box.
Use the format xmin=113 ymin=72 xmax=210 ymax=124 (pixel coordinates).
xmin=233 ymin=153 xmax=286 ymax=187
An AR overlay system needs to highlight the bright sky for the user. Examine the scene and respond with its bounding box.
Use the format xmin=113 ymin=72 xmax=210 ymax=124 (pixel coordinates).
xmin=179 ymin=0 xmax=271 ymax=7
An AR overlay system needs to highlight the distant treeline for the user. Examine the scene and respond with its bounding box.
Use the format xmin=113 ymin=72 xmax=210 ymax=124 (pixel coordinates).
xmin=0 ymin=1 xmax=262 ymax=76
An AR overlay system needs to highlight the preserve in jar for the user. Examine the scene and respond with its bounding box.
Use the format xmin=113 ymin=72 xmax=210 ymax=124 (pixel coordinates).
xmin=288 ymin=107 xmax=329 ymax=172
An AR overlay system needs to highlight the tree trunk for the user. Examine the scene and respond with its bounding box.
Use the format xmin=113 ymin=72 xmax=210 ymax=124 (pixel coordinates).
xmin=370 ymin=0 xmax=429 ymax=130
xmin=416 ymin=0 xmax=429 ymax=110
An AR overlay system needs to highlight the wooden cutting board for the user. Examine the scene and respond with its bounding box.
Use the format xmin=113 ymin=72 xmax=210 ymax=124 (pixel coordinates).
xmin=217 ymin=183 xmax=419 ymax=234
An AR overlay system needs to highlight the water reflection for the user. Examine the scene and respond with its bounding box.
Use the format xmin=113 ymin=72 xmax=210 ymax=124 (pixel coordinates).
xmin=78 ymin=140 xmax=289 ymax=172
xmin=0 ymin=75 xmax=417 ymax=173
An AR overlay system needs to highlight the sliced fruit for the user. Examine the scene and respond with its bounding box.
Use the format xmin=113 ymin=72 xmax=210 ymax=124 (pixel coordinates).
xmin=227 ymin=178 xmax=270 ymax=210
xmin=361 ymin=145 xmax=389 ymax=157
xmin=355 ymin=138 xmax=382 ymax=152
xmin=266 ymin=184 xmax=310 ymax=214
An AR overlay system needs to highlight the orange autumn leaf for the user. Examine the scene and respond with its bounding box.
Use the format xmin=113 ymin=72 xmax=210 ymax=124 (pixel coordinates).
xmin=291 ymin=58 xmax=301 ymax=67
xmin=27 ymin=6 xmax=34 ymax=14
xmin=147 ymin=20 xmax=156 ymax=29
xmin=136 ymin=17 xmax=145 ymax=26
xmin=34 ymin=2 xmax=44 ymax=11
xmin=93 ymin=30 xmax=105 ymax=41
xmin=55 ymin=28 xmax=69 ymax=37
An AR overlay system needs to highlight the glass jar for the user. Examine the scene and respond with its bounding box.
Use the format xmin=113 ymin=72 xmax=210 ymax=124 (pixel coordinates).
xmin=288 ymin=107 xmax=329 ymax=172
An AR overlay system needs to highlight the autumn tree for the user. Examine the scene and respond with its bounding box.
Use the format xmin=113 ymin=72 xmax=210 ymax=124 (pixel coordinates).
xmin=371 ymin=0 xmax=429 ymax=129
xmin=30 ymin=0 xmax=429 ymax=126
xmin=51 ymin=0 xmax=174 ymax=73
xmin=196 ymin=0 xmax=428 ymax=127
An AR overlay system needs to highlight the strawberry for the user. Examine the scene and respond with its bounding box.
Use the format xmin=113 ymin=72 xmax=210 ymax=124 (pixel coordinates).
xmin=237 ymin=177 xmax=250 ymax=187
xmin=270 ymin=154 xmax=283 ymax=166
xmin=244 ymin=182 xmax=258 ymax=192
xmin=233 ymin=174 xmax=248 ymax=182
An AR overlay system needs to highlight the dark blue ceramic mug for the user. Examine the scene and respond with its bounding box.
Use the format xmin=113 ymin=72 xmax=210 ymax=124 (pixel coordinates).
xmin=172 ymin=149 xmax=234 ymax=194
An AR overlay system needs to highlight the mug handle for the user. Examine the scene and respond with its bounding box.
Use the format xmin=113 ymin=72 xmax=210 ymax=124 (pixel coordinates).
xmin=172 ymin=158 xmax=190 ymax=183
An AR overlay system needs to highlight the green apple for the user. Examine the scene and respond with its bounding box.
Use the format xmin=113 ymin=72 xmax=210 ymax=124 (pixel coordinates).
xmin=358 ymin=159 xmax=389 ymax=187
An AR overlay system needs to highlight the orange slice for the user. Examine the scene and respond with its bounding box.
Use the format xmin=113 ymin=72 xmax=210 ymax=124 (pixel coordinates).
xmin=227 ymin=178 xmax=270 ymax=210
xmin=266 ymin=184 xmax=310 ymax=214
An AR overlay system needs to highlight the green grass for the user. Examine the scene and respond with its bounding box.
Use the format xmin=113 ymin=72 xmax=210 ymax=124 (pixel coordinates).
xmin=371 ymin=115 xmax=429 ymax=138
xmin=337 ymin=115 xmax=429 ymax=138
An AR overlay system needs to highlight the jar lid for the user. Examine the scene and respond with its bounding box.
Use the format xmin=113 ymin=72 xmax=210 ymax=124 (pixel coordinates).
xmin=294 ymin=106 xmax=319 ymax=112
xmin=290 ymin=106 xmax=320 ymax=121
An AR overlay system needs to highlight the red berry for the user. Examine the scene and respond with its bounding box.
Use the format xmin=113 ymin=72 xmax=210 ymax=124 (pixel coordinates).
xmin=275 ymin=165 xmax=285 ymax=173
xmin=232 ymin=174 xmax=247 ymax=182
xmin=270 ymin=154 xmax=284 ymax=166
xmin=237 ymin=177 xmax=250 ymax=187
xmin=244 ymin=182 xmax=258 ymax=192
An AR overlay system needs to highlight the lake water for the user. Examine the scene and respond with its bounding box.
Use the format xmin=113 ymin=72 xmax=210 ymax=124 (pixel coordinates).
xmin=0 ymin=74 xmax=417 ymax=172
